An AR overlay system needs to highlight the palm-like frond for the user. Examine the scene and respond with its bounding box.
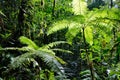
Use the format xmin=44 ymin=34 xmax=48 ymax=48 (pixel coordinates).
xmin=51 ymin=48 xmax=73 ymax=54
xmin=0 ymin=10 xmax=6 ymax=17
xmin=80 ymin=70 xmax=91 ymax=80
xmin=47 ymin=20 xmax=69 ymax=35
xmin=47 ymin=7 xmax=120 ymax=45
xmin=19 ymin=36 xmax=39 ymax=50
xmin=41 ymin=41 xmax=68 ymax=49
xmin=8 ymin=50 xmax=65 ymax=75
xmin=80 ymin=70 xmax=100 ymax=80
xmin=0 ymin=47 xmax=32 ymax=51
xmin=65 ymin=26 xmax=80 ymax=44
xmin=47 ymin=15 xmax=85 ymax=35
xmin=72 ymin=0 xmax=87 ymax=15
xmin=47 ymin=15 xmax=85 ymax=44
xmin=1 ymin=36 xmax=72 ymax=78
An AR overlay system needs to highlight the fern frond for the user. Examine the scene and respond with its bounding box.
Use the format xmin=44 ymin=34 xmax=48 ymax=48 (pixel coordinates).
xmin=72 ymin=0 xmax=87 ymax=15
xmin=47 ymin=15 xmax=85 ymax=35
xmin=47 ymin=16 xmax=84 ymax=44
xmin=41 ymin=41 xmax=68 ymax=49
xmin=7 ymin=50 xmax=65 ymax=76
xmin=19 ymin=36 xmax=39 ymax=50
xmin=80 ymin=70 xmax=91 ymax=79
xmin=38 ymin=48 xmax=56 ymax=55
xmin=47 ymin=20 xmax=69 ymax=35
xmin=0 ymin=47 xmax=33 ymax=51
xmin=87 ymin=8 xmax=120 ymax=22
xmin=9 ymin=57 xmax=37 ymax=69
xmin=55 ymin=56 xmax=66 ymax=64
xmin=65 ymin=27 xmax=80 ymax=44
xmin=0 ymin=10 xmax=6 ymax=17
xmin=51 ymin=49 xmax=73 ymax=54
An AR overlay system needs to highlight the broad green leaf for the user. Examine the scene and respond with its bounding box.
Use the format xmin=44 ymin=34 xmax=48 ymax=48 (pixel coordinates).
xmin=85 ymin=26 xmax=93 ymax=46
xmin=89 ymin=52 xmax=93 ymax=61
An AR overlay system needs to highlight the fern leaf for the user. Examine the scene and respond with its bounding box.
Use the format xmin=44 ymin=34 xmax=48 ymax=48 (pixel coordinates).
xmin=19 ymin=36 xmax=39 ymax=50
xmin=72 ymin=0 xmax=87 ymax=15
xmin=65 ymin=26 xmax=80 ymax=44
xmin=38 ymin=48 xmax=56 ymax=55
xmin=47 ymin=20 xmax=69 ymax=35
xmin=0 ymin=47 xmax=33 ymax=51
xmin=80 ymin=70 xmax=91 ymax=79
xmin=51 ymin=49 xmax=73 ymax=54
xmin=34 ymin=51 xmax=65 ymax=75
xmin=55 ymin=56 xmax=66 ymax=64
xmin=47 ymin=15 xmax=85 ymax=35
xmin=0 ymin=10 xmax=6 ymax=17
xmin=84 ymin=26 xmax=93 ymax=46
xmin=41 ymin=41 xmax=68 ymax=49
xmin=7 ymin=50 xmax=65 ymax=76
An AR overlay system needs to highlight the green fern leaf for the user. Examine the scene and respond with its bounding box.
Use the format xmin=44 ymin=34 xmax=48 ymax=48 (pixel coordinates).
xmin=55 ymin=56 xmax=66 ymax=64
xmin=8 ymin=50 xmax=65 ymax=76
xmin=51 ymin=48 xmax=73 ymax=54
xmin=0 ymin=10 xmax=6 ymax=17
xmin=47 ymin=20 xmax=69 ymax=35
xmin=85 ymin=26 xmax=93 ymax=46
xmin=38 ymin=48 xmax=56 ymax=55
xmin=0 ymin=47 xmax=33 ymax=51
xmin=72 ymin=0 xmax=87 ymax=15
xmin=47 ymin=15 xmax=85 ymax=35
xmin=19 ymin=36 xmax=39 ymax=50
xmin=66 ymin=26 xmax=80 ymax=44
xmin=41 ymin=41 xmax=68 ymax=49
xmin=34 ymin=51 xmax=65 ymax=75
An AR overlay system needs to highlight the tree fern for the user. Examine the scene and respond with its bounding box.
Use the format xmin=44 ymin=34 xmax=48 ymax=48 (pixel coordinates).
xmin=47 ymin=7 xmax=120 ymax=45
xmin=1 ymin=36 xmax=73 ymax=79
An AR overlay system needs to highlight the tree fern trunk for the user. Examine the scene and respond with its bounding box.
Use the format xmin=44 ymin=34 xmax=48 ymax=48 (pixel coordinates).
xmin=18 ymin=0 xmax=26 ymax=36
xmin=52 ymin=0 xmax=55 ymax=19
xmin=110 ymin=0 xmax=113 ymax=8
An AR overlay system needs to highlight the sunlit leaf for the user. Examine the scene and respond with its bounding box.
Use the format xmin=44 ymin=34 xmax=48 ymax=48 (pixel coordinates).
xmin=19 ymin=36 xmax=39 ymax=50
xmin=66 ymin=25 xmax=80 ymax=44
xmin=72 ymin=0 xmax=87 ymax=15
xmin=85 ymin=26 xmax=93 ymax=46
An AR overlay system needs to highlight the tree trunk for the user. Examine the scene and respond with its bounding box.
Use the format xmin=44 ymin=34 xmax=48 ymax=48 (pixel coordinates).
xmin=52 ymin=0 xmax=56 ymax=19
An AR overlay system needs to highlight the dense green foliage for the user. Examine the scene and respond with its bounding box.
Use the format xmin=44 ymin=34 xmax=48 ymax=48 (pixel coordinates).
xmin=0 ymin=0 xmax=120 ymax=80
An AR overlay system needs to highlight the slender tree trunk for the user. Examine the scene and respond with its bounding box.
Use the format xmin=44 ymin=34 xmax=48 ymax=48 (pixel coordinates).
xmin=110 ymin=0 xmax=113 ymax=8
xmin=52 ymin=0 xmax=55 ymax=19
xmin=18 ymin=0 xmax=26 ymax=37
